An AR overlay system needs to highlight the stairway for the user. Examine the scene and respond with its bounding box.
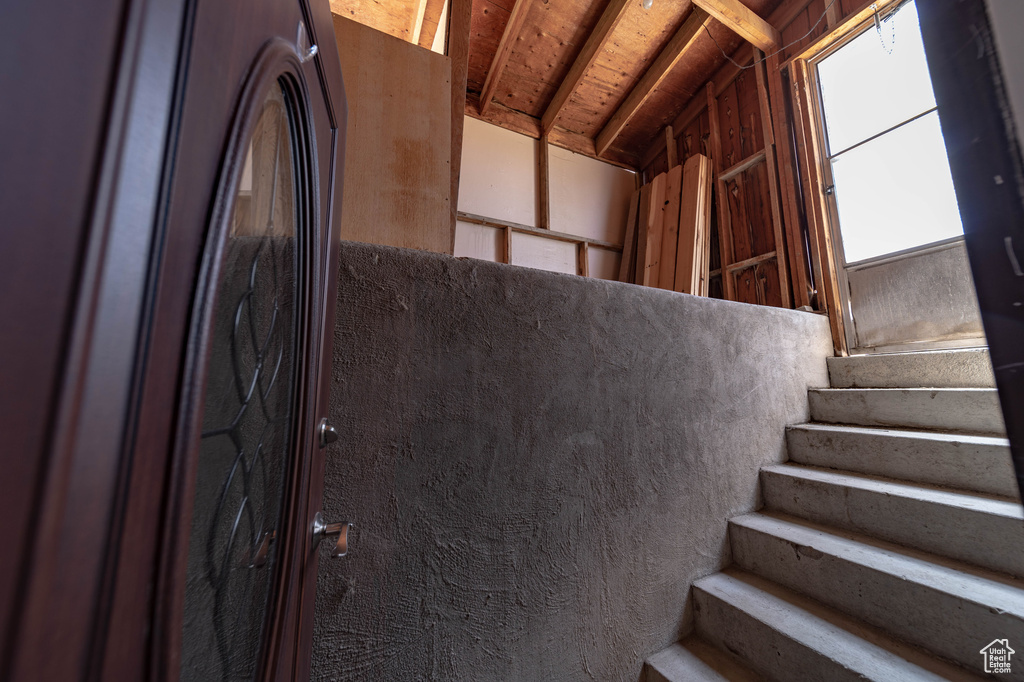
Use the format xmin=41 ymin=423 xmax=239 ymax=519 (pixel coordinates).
xmin=646 ymin=349 xmax=1024 ymax=681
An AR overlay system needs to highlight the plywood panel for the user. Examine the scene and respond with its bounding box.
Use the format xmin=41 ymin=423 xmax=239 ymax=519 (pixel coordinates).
xmin=510 ymin=231 xmax=577 ymax=274
xmin=454 ymin=221 xmax=505 ymax=261
xmin=497 ymin=0 xmax=606 ymax=118
xmin=334 ymin=16 xmax=452 ymax=253
xmin=468 ymin=0 xmax=515 ymax=95
xmin=588 ymin=245 xmax=622 ymax=281
xmin=330 ymin=0 xmax=420 ymax=42
xmin=549 ymin=144 xmax=635 ymax=243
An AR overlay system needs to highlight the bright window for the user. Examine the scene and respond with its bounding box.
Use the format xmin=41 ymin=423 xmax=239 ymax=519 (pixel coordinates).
xmin=816 ymin=0 xmax=963 ymax=264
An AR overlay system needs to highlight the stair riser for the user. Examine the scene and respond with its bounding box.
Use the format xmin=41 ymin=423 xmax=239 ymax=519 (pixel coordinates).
xmin=730 ymin=521 xmax=1024 ymax=676
xmin=693 ymin=586 xmax=879 ymax=682
xmin=761 ymin=470 xmax=1024 ymax=578
xmin=644 ymin=667 xmax=673 ymax=682
xmin=828 ymin=350 xmax=995 ymax=389
xmin=644 ymin=642 xmax=742 ymax=682
xmin=786 ymin=426 xmax=1018 ymax=498
xmin=808 ymin=389 xmax=1005 ymax=435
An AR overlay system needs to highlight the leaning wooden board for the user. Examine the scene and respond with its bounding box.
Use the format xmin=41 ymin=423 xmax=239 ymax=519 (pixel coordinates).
xmin=675 ymin=154 xmax=713 ymax=295
xmin=658 ymin=164 xmax=683 ymax=291
xmin=617 ymin=189 xmax=640 ymax=283
xmin=636 ymin=172 xmax=666 ymax=287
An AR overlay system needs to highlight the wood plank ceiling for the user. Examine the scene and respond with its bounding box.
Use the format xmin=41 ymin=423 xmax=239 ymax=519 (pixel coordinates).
xmin=330 ymin=0 xmax=785 ymax=169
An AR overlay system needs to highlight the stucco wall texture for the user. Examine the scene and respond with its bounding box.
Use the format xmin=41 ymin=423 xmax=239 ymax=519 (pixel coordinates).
xmin=312 ymin=242 xmax=832 ymax=681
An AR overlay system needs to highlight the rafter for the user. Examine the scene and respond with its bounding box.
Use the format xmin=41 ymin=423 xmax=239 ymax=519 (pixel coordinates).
xmin=416 ymin=0 xmax=448 ymax=48
xmin=479 ymin=0 xmax=536 ymax=115
xmin=692 ymin=0 xmax=780 ymax=51
xmin=640 ymin=0 xmax=810 ymax=170
xmin=411 ymin=0 xmax=429 ymax=44
xmin=596 ymin=8 xmax=711 ymax=157
xmin=540 ymin=0 xmax=632 ymax=134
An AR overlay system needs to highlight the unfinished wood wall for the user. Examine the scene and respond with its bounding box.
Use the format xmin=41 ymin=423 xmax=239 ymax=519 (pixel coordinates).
xmin=333 ymin=15 xmax=453 ymax=254
xmin=640 ymin=0 xmax=889 ymax=312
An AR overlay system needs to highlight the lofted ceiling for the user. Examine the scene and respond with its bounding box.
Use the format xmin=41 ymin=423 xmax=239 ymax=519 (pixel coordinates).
xmin=330 ymin=0 xmax=785 ymax=168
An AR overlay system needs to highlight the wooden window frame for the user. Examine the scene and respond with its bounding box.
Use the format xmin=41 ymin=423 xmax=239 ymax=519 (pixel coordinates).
xmin=785 ymin=0 xmax=904 ymax=355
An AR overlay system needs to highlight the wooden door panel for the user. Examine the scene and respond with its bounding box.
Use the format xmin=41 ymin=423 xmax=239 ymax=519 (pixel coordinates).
xmin=3 ymin=0 xmax=344 ymax=679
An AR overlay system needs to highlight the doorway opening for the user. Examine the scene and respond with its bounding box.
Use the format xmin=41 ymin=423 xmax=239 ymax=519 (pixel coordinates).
xmin=808 ymin=0 xmax=986 ymax=354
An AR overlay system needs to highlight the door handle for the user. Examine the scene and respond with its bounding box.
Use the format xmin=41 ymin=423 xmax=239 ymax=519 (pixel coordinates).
xmin=312 ymin=512 xmax=352 ymax=557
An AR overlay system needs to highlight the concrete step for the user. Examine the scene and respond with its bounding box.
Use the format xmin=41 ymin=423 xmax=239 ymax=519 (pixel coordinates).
xmin=729 ymin=512 xmax=1024 ymax=675
xmin=786 ymin=422 xmax=1017 ymax=498
xmin=808 ymin=387 xmax=1005 ymax=435
xmin=693 ymin=570 xmax=982 ymax=681
xmin=828 ymin=349 xmax=995 ymax=389
xmin=645 ymin=639 xmax=764 ymax=682
xmin=760 ymin=463 xmax=1024 ymax=577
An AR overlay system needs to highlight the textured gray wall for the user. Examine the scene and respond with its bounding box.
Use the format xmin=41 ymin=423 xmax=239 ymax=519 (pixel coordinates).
xmin=312 ymin=242 xmax=831 ymax=681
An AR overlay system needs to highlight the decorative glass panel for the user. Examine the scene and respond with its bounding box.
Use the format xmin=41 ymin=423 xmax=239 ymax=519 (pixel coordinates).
xmin=180 ymin=81 xmax=299 ymax=682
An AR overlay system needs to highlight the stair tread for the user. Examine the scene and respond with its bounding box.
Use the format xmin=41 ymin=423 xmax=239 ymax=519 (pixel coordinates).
xmin=807 ymin=386 xmax=1006 ymax=436
xmin=731 ymin=511 xmax=1024 ymax=615
xmin=762 ymin=463 xmax=1023 ymax=514
xmin=646 ymin=640 xmax=764 ymax=682
xmin=828 ymin=349 xmax=994 ymax=389
xmin=788 ymin=421 xmax=1010 ymax=447
xmin=811 ymin=387 xmax=999 ymax=394
xmin=785 ymin=423 xmax=1018 ymax=499
xmin=694 ymin=570 xmax=983 ymax=681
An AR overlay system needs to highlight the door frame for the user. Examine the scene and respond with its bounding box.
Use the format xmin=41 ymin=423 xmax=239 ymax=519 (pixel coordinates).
xmin=916 ymin=0 xmax=1024 ymax=496
xmin=784 ymin=0 xmax=905 ymax=356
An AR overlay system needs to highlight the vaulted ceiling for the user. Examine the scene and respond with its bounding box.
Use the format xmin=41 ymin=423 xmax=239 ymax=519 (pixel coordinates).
xmin=330 ymin=0 xmax=786 ymax=168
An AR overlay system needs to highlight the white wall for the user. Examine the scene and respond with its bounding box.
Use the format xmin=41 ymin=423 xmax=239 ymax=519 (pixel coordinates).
xmin=458 ymin=116 xmax=538 ymax=227
xmin=455 ymin=116 xmax=635 ymax=281
xmin=550 ymin=145 xmax=634 ymax=244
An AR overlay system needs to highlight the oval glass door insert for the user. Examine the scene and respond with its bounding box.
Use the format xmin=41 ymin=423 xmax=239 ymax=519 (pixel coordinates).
xmin=180 ymin=80 xmax=300 ymax=681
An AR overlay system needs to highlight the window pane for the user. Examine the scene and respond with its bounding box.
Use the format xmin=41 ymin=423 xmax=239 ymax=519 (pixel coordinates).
xmin=831 ymin=110 xmax=963 ymax=263
xmin=818 ymin=1 xmax=936 ymax=153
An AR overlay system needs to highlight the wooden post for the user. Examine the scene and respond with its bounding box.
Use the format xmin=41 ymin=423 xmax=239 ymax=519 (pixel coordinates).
xmin=766 ymin=50 xmax=812 ymax=309
xmin=791 ymin=59 xmax=848 ymax=355
xmin=578 ymin=242 xmax=589 ymax=277
xmin=447 ymin=0 xmax=472 ymax=255
xmin=753 ymin=47 xmax=791 ymax=308
xmin=707 ymin=81 xmax=736 ymax=300
xmin=665 ymin=125 xmax=678 ymax=169
xmin=504 ymin=225 xmax=513 ymax=264
xmin=539 ymin=134 xmax=551 ymax=229
xmin=826 ymin=0 xmax=841 ymax=28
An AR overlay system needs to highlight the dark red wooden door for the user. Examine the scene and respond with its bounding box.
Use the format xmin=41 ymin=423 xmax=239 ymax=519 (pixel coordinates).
xmin=0 ymin=0 xmax=345 ymax=679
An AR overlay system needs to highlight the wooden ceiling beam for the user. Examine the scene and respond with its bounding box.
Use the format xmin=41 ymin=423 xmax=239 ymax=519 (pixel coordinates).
xmin=465 ymin=93 xmax=640 ymax=170
xmin=411 ymin=0 xmax=429 ymax=44
xmin=479 ymin=0 xmax=536 ymax=115
xmin=640 ymin=0 xmax=812 ymax=170
xmin=540 ymin=0 xmax=633 ymax=135
xmin=417 ymin=0 xmax=447 ymax=48
xmin=692 ymin=0 xmax=781 ymax=50
xmin=596 ymin=7 xmax=712 ymax=158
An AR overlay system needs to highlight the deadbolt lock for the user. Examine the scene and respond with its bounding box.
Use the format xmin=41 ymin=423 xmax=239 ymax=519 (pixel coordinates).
xmin=318 ymin=418 xmax=339 ymax=448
